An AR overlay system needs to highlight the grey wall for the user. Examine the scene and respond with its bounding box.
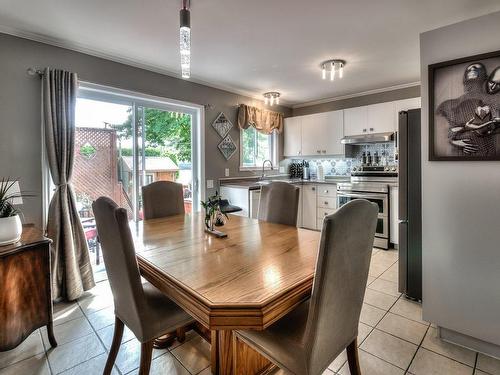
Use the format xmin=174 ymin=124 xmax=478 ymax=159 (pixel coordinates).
xmin=292 ymin=85 xmax=420 ymax=116
xmin=0 ymin=33 xmax=291 ymax=226
xmin=420 ymin=12 xmax=500 ymax=348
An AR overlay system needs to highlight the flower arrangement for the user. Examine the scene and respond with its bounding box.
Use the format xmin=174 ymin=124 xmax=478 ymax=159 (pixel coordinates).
xmin=201 ymin=191 xmax=228 ymax=233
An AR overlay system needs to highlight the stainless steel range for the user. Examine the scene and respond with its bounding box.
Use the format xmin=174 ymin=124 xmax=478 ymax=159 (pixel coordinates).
xmin=337 ymin=166 xmax=398 ymax=249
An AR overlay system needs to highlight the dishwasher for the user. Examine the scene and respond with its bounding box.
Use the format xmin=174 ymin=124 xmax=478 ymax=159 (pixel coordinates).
xmin=248 ymin=188 xmax=261 ymax=219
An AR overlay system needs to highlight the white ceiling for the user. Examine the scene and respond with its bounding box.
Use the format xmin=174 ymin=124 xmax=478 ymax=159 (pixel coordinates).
xmin=1 ymin=0 xmax=500 ymax=106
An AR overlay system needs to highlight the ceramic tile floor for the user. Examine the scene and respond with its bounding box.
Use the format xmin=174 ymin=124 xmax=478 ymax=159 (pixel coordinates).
xmin=1 ymin=248 xmax=500 ymax=375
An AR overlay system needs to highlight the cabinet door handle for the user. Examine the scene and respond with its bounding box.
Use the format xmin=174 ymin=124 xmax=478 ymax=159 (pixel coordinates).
xmin=363 ymin=128 xmax=367 ymax=133
xmin=324 ymin=212 xmax=328 ymax=216
xmin=312 ymin=187 xmax=316 ymax=191
xmin=324 ymin=190 xmax=329 ymax=193
xmin=322 ymin=150 xmax=326 ymax=153
xmin=324 ymin=201 xmax=328 ymax=205
xmin=369 ymin=127 xmax=374 ymax=132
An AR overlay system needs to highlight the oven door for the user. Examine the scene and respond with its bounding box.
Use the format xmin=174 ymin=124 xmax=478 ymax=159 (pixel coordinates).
xmin=337 ymin=191 xmax=388 ymax=216
xmin=375 ymin=215 xmax=389 ymax=239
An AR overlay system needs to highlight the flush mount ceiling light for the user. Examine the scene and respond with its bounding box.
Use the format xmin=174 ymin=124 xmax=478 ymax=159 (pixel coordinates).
xmin=321 ymin=59 xmax=346 ymax=81
xmin=179 ymin=0 xmax=191 ymax=79
xmin=263 ymin=92 xmax=280 ymax=106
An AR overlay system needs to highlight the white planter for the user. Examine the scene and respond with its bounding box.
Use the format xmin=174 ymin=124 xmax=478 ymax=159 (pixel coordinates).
xmin=0 ymin=215 xmax=23 ymax=246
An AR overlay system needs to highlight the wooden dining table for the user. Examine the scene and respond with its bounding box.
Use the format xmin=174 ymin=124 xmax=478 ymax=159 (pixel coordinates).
xmin=133 ymin=212 xmax=321 ymax=375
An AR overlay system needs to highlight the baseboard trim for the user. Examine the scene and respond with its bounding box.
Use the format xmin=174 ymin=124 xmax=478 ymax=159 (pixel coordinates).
xmin=438 ymin=326 xmax=500 ymax=359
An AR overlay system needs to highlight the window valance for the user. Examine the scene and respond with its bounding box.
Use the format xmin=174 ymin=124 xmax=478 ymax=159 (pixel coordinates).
xmin=237 ymin=104 xmax=284 ymax=134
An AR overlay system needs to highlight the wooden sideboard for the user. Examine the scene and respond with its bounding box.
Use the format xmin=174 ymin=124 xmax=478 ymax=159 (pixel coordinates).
xmin=0 ymin=226 xmax=57 ymax=351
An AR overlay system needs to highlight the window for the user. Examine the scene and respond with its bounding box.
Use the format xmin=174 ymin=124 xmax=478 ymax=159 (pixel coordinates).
xmin=240 ymin=127 xmax=277 ymax=170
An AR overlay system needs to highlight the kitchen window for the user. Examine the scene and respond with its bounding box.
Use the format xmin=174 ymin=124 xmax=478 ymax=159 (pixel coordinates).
xmin=240 ymin=126 xmax=278 ymax=170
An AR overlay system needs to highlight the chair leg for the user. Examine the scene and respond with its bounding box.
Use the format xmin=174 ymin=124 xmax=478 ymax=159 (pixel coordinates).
xmin=103 ymin=317 xmax=124 ymax=375
xmin=46 ymin=321 xmax=58 ymax=348
xmin=139 ymin=340 xmax=154 ymax=375
xmin=346 ymin=338 xmax=361 ymax=375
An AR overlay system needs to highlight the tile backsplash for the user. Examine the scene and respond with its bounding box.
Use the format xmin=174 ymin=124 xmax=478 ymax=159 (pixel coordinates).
xmin=281 ymin=158 xmax=353 ymax=177
xmin=281 ymin=142 xmax=397 ymax=178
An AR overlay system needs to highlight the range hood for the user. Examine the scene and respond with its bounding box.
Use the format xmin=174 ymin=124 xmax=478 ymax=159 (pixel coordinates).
xmin=341 ymin=132 xmax=395 ymax=145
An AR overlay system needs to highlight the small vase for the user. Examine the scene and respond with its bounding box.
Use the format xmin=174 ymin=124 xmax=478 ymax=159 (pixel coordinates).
xmin=0 ymin=214 xmax=22 ymax=246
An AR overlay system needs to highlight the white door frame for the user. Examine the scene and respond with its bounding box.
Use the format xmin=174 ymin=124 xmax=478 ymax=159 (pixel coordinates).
xmin=42 ymin=81 xmax=205 ymax=228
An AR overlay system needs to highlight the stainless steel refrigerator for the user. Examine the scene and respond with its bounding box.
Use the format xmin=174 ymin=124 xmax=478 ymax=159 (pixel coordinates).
xmin=398 ymin=109 xmax=422 ymax=301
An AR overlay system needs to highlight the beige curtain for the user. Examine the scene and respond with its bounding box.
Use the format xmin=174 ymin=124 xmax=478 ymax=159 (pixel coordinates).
xmin=43 ymin=68 xmax=95 ymax=301
xmin=237 ymin=104 xmax=284 ymax=134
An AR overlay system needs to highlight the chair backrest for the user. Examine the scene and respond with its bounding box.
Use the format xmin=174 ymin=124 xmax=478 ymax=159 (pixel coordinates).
xmin=304 ymin=199 xmax=378 ymax=375
xmin=92 ymin=197 xmax=146 ymax=336
xmin=142 ymin=181 xmax=185 ymax=219
xmin=258 ymin=182 xmax=299 ymax=226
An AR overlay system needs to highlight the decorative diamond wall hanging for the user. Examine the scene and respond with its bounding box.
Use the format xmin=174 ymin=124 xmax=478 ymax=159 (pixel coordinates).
xmin=211 ymin=112 xmax=233 ymax=138
xmin=218 ymin=135 xmax=237 ymax=160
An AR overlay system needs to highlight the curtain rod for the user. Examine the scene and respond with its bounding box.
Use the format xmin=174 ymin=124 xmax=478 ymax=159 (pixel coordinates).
xmin=27 ymin=67 xmax=44 ymax=77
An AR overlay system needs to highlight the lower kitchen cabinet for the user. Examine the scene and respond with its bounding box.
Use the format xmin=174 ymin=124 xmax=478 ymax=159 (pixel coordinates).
xmin=302 ymin=183 xmax=338 ymax=231
xmin=301 ymin=184 xmax=317 ymax=230
xmin=316 ymin=185 xmax=338 ymax=230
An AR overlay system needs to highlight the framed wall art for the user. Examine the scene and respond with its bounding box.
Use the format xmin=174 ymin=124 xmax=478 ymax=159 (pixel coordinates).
xmin=429 ymin=50 xmax=500 ymax=161
xmin=217 ymin=135 xmax=237 ymax=160
xmin=211 ymin=112 xmax=233 ymax=138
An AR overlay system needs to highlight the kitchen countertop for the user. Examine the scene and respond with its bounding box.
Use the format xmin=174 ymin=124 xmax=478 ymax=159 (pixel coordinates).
xmin=219 ymin=177 xmax=351 ymax=190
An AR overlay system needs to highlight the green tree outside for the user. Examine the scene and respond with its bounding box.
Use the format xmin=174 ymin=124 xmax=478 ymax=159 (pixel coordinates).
xmin=114 ymin=108 xmax=191 ymax=164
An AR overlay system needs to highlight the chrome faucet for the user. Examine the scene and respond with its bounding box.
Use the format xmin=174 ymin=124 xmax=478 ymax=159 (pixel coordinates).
xmin=261 ymin=159 xmax=274 ymax=179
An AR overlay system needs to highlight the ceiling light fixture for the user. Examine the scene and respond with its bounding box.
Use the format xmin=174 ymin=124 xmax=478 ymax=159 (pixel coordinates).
xmin=180 ymin=0 xmax=191 ymax=79
xmin=263 ymin=92 xmax=280 ymax=106
xmin=321 ymin=59 xmax=346 ymax=82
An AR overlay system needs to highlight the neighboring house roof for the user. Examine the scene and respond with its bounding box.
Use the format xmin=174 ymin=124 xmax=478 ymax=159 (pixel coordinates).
xmin=121 ymin=156 xmax=179 ymax=172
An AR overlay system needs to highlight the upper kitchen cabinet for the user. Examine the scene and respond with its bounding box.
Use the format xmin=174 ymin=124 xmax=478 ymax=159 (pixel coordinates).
xmin=367 ymin=101 xmax=396 ymax=133
xmin=284 ymin=110 xmax=344 ymax=157
xmin=300 ymin=114 xmax=322 ymax=156
xmin=344 ymin=106 xmax=367 ymax=136
xmin=301 ymin=110 xmax=344 ymax=156
xmin=283 ymin=116 xmax=302 ymax=157
xmin=394 ymin=97 xmax=421 ymax=113
xmin=322 ymin=110 xmax=344 ymax=155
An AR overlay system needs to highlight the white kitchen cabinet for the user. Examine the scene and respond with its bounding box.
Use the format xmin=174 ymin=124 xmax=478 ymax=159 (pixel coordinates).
xmin=301 ymin=114 xmax=323 ymax=156
xmin=300 ymin=111 xmax=344 ymax=156
xmin=367 ymin=101 xmax=397 ymax=133
xmin=302 ymin=184 xmax=317 ymax=230
xmin=295 ymin=184 xmax=303 ymax=227
xmin=323 ymin=110 xmax=344 ymax=155
xmin=316 ymin=184 xmax=338 ymax=231
xmin=394 ymin=97 xmax=421 ymax=112
xmin=394 ymin=98 xmax=421 ymax=126
xmin=283 ymin=116 xmax=302 ymax=157
xmin=344 ymin=106 xmax=368 ymax=136
xmin=390 ymin=186 xmax=399 ymax=246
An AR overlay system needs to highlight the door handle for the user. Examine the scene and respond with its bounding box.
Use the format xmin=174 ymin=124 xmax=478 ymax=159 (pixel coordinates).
xmin=398 ymin=220 xmax=408 ymax=224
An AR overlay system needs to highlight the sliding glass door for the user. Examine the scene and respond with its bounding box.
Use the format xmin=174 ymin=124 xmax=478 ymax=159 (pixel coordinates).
xmin=70 ymin=84 xmax=201 ymax=277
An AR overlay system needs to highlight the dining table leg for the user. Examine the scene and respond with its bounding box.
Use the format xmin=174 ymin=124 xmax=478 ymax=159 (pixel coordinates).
xmin=211 ymin=330 xmax=274 ymax=375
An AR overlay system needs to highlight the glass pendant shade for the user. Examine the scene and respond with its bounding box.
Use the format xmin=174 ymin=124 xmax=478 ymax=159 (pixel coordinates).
xmin=180 ymin=4 xmax=191 ymax=79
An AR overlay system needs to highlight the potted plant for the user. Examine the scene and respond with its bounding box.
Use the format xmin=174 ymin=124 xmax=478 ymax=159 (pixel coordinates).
xmin=201 ymin=191 xmax=228 ymax=237
xmin=0 ymin=179 xmax=25 ymax=246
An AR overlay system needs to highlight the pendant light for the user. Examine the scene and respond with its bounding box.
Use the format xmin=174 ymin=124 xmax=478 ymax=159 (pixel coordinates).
xmin=180 ymin=0 xmax=191 ymax=79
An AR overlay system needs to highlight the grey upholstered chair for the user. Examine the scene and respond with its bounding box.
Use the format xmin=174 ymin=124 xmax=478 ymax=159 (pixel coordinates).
xmin=258 ymin=181 xmax=300 ymax=226
xmin=92 ymin=197 xmax=193 ymax=375
xmin=141 ymin=181 xmax=185 ymax=220
xmin=235 ymin=199 xmax=379 ymax=375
